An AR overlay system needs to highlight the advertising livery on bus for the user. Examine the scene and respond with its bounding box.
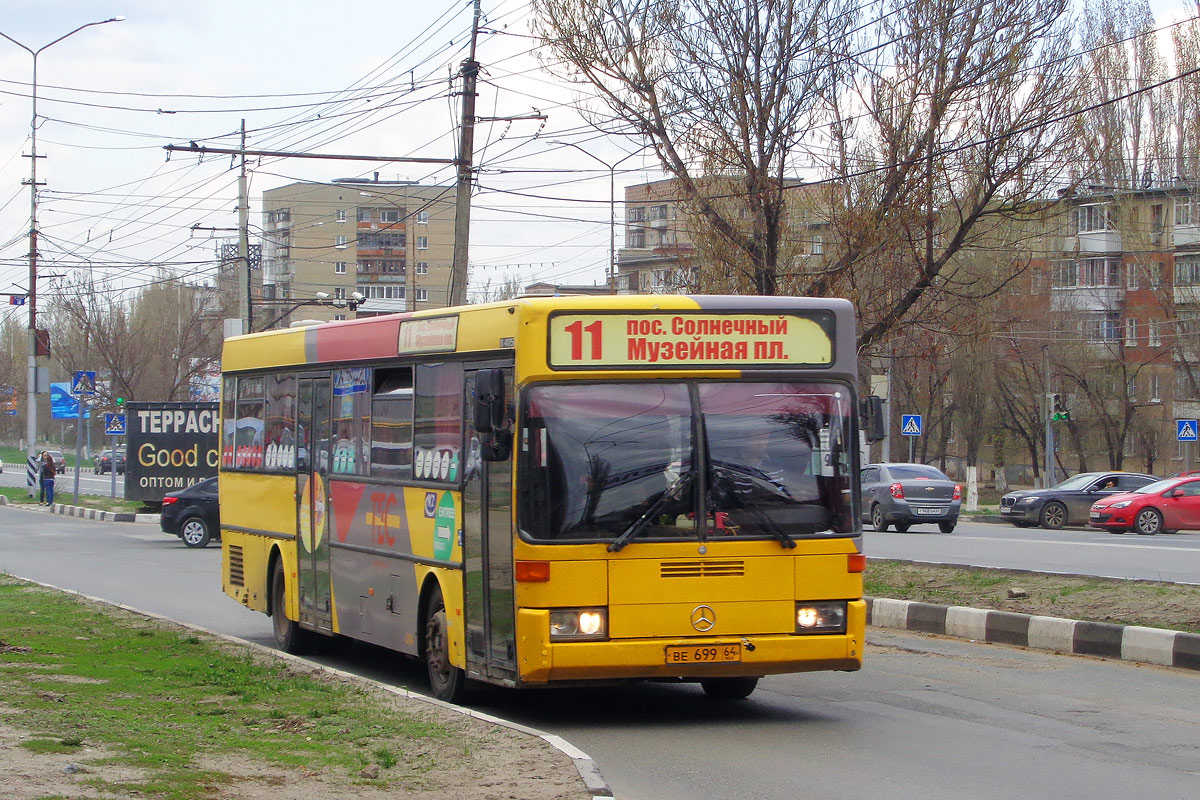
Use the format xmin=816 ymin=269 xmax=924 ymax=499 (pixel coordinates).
xmin=219 ymin=295 xmax=883 ymax=702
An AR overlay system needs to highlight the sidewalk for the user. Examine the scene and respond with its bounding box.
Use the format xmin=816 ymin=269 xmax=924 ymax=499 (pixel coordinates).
xmin=0 ymin=495 xmax=157 ymax=524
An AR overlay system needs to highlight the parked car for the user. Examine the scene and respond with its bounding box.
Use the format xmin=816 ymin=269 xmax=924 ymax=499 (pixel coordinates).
xmin=160 ymin=477 xmax=219 ymax=548
xmin=1089 ymin=475 xmax=1200 ymax=535
xmin=93 ymin=449 xmax=126 ymax=475
xmin=46 ymin=449 xmax=66 ymax=473
xmin=999 ymin=471 xmax=1159 ymax=529
xmin=860 ymin=463 xmax=962 ymax=533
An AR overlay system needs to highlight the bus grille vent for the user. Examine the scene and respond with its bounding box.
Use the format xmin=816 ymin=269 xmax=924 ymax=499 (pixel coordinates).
xmin=228 ymin=545 xmax=245 ymax=586
xmin=661 ymin=560 xmax=744 ymax=578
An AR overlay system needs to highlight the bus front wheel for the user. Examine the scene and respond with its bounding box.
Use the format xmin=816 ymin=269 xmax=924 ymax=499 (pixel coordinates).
xmin=700 ymin=677 xmax=759 ymax=700
xmin=424 ymin=584 xmax=467 ymax=704
xmin=271 ymin=561 xmax=316 ymax=655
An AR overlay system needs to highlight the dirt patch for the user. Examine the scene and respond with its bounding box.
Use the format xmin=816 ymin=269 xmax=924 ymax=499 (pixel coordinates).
xmin=0 ymin=694 xmax=591 ymax=800
xmin=866 ymin=560 xmax=1200 ymax=633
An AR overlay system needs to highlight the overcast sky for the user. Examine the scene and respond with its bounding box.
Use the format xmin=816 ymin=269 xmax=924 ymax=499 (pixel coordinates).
xmin=0 ymin=0 xmax=661 ymax=321
xmin=1 ymin=0 xmax=1196 ymax=324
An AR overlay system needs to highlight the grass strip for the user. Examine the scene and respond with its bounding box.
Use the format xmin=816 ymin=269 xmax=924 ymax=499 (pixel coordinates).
xmin=0 ymin=575 xmax=454 ymax=799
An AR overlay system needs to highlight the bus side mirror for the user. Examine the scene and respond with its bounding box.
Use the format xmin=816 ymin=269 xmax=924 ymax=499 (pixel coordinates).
xmin=475 ymin=369 xmax=508 ymax=433
xmin=860 ymin=396 xmax=885 ymax=443
xmin=475 ymin=369 xmax=512 ymax=462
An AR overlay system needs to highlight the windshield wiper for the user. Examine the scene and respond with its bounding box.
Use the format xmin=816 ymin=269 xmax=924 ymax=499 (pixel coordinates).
xmin=736 ymin=502 xmax=796 ymax=549
xmin=609 ymin=470 xmax=695 ymax=552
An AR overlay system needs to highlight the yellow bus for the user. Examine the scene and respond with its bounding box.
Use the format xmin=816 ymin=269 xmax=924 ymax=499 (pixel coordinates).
xmin=219 ymin=295 xmax=883 ymax=702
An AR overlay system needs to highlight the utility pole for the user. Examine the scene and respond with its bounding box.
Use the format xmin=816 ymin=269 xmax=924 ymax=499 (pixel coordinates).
xmin=237 ymin=120 xmax=252 ymax=335
xmin=1044 ymin=345 xmax=1054 ymax=488
xmin=448 ymin=0 xmax=482 ymax=307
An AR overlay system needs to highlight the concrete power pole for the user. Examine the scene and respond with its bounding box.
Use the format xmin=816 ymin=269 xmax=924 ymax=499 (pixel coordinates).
xmin=238 ymin=120 xmax=252 ymax=335
xmin=448 ymin=0 xmax=481 ymax=307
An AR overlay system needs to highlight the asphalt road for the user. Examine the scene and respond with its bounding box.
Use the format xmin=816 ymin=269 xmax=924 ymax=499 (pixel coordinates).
xmin=0 ymin=464 xmax=126 ymax=499
xmin=2 ymin=505 xmax=1199 ymax=800
xmin=865 ymin=516 xmax=1200 ymax=583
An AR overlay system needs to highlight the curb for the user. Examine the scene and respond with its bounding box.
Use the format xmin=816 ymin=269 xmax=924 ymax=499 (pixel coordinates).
xmin=866 ymin=596 xmax=1200 ymax=671
xmin=10 ymin=574 xmax=615 ymax=799
xmin=0 ymin=499 xmax=156 ymax=523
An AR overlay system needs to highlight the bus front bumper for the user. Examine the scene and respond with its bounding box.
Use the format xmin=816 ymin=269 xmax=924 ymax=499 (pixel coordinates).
xmin=515 ymin=601 xmax=864 ymax=684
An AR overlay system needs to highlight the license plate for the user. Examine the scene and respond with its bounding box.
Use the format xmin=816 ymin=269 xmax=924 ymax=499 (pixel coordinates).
xmin=914 ymin=507 xmax=944 ymax=516
xmin=665 ymin=644 xmax=742 ymax=664
xmin=1089 ymin=511 xmax=1101 ymax=518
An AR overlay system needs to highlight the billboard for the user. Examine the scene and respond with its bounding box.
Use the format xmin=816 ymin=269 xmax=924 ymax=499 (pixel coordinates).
xmin=124 ymin=401 xmax=219 ymax=502
xmin=49 ymin=382 xmax=91 ymax=419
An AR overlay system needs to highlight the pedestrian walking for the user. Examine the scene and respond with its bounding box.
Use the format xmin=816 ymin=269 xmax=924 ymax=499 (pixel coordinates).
xmin=40 ymin=450 xmax=56 ymax=506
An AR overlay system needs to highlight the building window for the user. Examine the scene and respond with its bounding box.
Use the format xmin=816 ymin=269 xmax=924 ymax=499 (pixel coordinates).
xmin=335 ymin=209 xmax=347 ymax=223
xmin=1051 ymin=259 xmax=1077 ymax=288
xmin=380 ymin=208 xmax=400 ymax=224
xmin=1083 ymin=312 xmax=1120 ymax=342
xmin=811 ymin=235 xmax=823 ymax=255
xmin=1080 ymin=257 xmax=1120 ymax=287
xmin=359 ymin=232 xmax=404 ymax=250
xmin=1176 ymin=198 xmax=1193 ymax=227
xmin=1151 ymin=374 xmax=1161 ymax=402
xmin=335 ymin=261 xmax=347 ymax=274
xmin=1153 ymin=261 xmax=1164 ymax=287
xmin=334 ymin=287 xmax=346 ymax=300
xmin=627 ymin=207 xmax=645 ymax=223
xmin=357 ymin=208 xmax=372 ymax=223
xmin=1176 ymin=255 xmax=1200 ymax=286
xmin=1127 ymin=263 xmax=1140 ymax=290
xmin=1077 ymin=204 xmax=1111 ymax=233
xmin=649 ymin=204 xmax=668 ymax=220
xmin=416 ymin=236 xmax=429 ymax=250
xmin=416 ymin=210 xmax=429 ymax=224
xmin=415 ymin=289 xmax=428 ymax=302
xmin=1149 ymin=321 xmax=1162 ymax=348
xmin=1127 ymin=376 xmax=1137 ymax=401
xmin=1126 ymin=317 xmax=1138 ymax=347
xmin=334 ymin=314 xmax=346 ymax=321
xmin=627 ymin=228 xmax=646 ymax=248
xmin=335 ymin=235 xmax=348 ymax=249
xmin=416 ymin=261 xmax=428 ymax=275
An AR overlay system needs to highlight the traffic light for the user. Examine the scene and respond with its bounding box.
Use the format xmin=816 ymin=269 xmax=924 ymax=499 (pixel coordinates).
xmin=115 ymin=396 xmax=125 ymax=407
xmin=1051 ymin=393 xmax=1070 ymax=422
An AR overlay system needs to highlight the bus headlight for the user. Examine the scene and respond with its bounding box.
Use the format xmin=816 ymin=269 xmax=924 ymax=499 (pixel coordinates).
xmin=795 ymin=602 xmax=847 ymax=634
xmin=549 ymin=608 xmax=608 ymax=641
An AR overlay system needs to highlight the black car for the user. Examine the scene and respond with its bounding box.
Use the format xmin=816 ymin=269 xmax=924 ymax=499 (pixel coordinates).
xmin=160 ymin=476 xmax=219 ymax=548
xmin=999 ymin=471 xmax=1159 ymax=529
xmin=94 ymin=449 xmax=126 ymax=475
xmin=860 ymin=463 xmax=962 ymax=533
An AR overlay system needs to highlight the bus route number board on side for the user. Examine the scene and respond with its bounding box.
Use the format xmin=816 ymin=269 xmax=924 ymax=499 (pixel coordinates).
xmin=665 ymin=644 xmax=742 ymax=664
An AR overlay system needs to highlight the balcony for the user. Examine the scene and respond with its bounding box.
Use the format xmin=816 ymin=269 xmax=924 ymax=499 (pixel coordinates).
xmin=1175 ymin=226 xmax=1200 ymax=249
xmin=1175 ymin=286 xmax=1200 ymax=306
xmin=1077 ymin=229 xmax=1122 ymax=253
xmin=1049 ymin=286 xmax=1125 ymax=312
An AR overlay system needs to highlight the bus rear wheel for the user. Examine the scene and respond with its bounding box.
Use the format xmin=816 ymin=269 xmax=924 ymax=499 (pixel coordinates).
xmin=700 ymin=677 xmax=759 ymax=700
xmin=424 ymin=584 xmax=467 ymax=704
xmin=271 ymin=561 xmax=317 ymax=655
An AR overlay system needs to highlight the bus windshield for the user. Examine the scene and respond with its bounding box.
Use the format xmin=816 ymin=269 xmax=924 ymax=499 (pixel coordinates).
xmin=519 ymin=381 xmax=855 ymax=545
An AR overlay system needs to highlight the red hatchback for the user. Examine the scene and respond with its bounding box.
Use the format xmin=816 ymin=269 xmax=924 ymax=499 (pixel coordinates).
xmin=1089 ymin=476 xmax=1200 ymax=535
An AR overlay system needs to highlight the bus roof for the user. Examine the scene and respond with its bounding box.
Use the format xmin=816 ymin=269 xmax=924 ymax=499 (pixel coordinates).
xmin=221 ymin=294 xmax=856 ymax=374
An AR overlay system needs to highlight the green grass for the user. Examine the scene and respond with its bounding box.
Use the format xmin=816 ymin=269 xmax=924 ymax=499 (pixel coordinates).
xmin=0 ymin=575 xmax=455 ymax=798
xmin=0 ymin=485 xmax=146 ymax=513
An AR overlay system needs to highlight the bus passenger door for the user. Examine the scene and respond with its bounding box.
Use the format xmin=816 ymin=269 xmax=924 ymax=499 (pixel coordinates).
xmin=296 ymin=376 xmax=333 ymax=633
xmin=463 ymin=369 xmax=516 ymax=680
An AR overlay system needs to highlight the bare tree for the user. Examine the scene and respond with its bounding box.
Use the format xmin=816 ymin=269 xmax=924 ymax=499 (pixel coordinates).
xmin=532 ymin=0 xmax=857 ymax=296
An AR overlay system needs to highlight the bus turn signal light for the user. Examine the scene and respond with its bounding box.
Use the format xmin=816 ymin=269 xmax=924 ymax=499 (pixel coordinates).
xmin=847 ymin=553 xmax=866 ymax=573
xmin=515 ymin=560 xmax=550 ymax=582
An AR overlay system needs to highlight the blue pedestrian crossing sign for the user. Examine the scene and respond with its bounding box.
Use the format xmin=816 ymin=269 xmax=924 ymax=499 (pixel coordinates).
xmin=72 ymin=370 xmax=96 ymax=395
xmin=104 ymin=413 xmax=127 ymax=436
xmin=1178 ymin=419 xmax=1198 ymax=442
xmin=901 ymin=414 xmax=922 ymax=436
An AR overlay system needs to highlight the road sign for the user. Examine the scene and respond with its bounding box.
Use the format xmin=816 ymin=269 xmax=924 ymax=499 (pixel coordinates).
xmin=104 ymin=413 xmax=127 ymax=436
xmin=72 ymin=370 xmax=97 ymax=395
xmin=1178 ymin=419 xmax=1198 ymax=442
xmin=901 ymin=414 xmax=922 ymax=436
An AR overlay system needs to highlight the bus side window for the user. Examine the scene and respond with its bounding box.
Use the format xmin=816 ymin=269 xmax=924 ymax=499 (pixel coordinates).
xmin=371 ymin=368 xmax=413 ymax=480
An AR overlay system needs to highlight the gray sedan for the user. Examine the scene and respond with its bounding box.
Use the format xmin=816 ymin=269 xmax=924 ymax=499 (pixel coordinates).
xmin=861 ymin=463 xmax=961 ymax=533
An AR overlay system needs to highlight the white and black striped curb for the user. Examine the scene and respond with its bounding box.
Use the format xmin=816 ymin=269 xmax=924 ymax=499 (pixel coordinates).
xmin=11 ymin=575 xmax=615 ymax=800
xmin=867 ymin=597 xmax=1200 ymax=671
xmin=0 ymin=497 xmax=156 ymax=523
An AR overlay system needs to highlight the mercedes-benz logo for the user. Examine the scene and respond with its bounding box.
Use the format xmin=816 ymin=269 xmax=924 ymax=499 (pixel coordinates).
xmin=690 ymin=605 xmax=716 ymax=632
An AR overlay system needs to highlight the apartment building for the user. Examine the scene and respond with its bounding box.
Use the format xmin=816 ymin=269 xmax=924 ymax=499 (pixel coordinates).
xmin=261 ymin=177 xmax=456 ymax=327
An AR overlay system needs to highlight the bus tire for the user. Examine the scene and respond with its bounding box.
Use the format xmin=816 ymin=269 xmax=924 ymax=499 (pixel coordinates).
xmin=424 ymin=583 xmax=467 ymax=704
xmin=701 ymin=677 xmax=759 ymax=700
xmin=271 ymin=560 xmax=317 ymax=655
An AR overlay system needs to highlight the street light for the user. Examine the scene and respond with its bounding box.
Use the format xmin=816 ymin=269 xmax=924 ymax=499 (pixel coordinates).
xmin=548 ymin=141 xmax=644 ymax=293
xmin=254 ymin=294 xmax=367 ymax=332
xmin=0 ymin=16 xmax=125 ymax=473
